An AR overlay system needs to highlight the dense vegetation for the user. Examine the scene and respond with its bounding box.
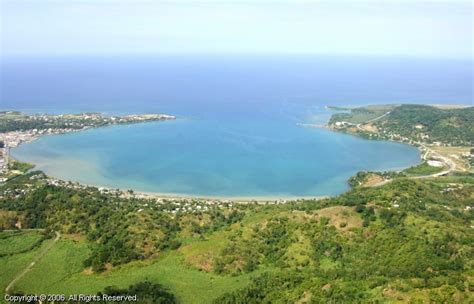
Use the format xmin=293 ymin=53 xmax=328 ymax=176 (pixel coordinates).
xmin=97 ymin=281 xmax=176 ymax=304
xmin=347 ymin=170 xmax=404 ymax=187
xmin=403 ymin=162 xmax=446 ymax=176
xmin=1 ymin=170 xmax=473 ymax=303
xmin=214 ymin=176 xmax=474 ymax=303
xmin=0 ymin=172 xmax=244 ymax=272
xmin=329 ymin=104 xmax=396 ymax=125
xmin=329 ymin=104 xmax=474 ymax=146
xmin=9 ymin=281 xmax=176 ymax=304
xmin=0 ymin=230 xmax=51 ymax=257
xmin=375 ymin=105 xmax=473 ymax=146
xmin=8 ymin=161 xmax=35 ymax=173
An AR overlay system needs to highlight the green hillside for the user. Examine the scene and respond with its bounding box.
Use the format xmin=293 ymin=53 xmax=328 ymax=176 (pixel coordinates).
xmin=329 ymin=104 xmax=474 ymax=146
xmin=1 ymin=172 xmax=473 ymax=303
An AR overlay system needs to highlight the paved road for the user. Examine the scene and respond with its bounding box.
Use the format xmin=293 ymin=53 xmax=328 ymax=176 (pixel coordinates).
xmin=4 ymin=231 xmax=61 ymax=295
xmin=356 ymin=111 xmax=391 ymax=131
xmin=366 ymin=111 xmax=391 ymax=123
xmin=415 ymin=143 xmax=456 ymax=176
xmin=371 ymin=143 xmax=456 ymax=187
xmin=324 ymin=110 xmax=456 ymax=187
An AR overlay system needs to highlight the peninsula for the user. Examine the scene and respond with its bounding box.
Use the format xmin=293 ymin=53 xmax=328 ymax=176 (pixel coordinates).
xmin=0 ymin=111 xmax=175 ymax=181
xmin=326 ymin=104 xmax=473 ymax=185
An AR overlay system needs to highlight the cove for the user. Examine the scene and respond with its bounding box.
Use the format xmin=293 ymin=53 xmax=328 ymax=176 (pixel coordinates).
xmin=11 ymin=115 xmax=421 ymax=198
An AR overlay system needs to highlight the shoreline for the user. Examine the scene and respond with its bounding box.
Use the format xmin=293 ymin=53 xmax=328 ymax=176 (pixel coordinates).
xmin=8 ymin=130 xmax=417 ymax=203
xmin=120 ymin=189 xmax=329 ymax=203
xmin=4 ymin=105 xmax=448 ymax=202
xmin=5 ymin=124 xmax=329 ymax=203
xmin=322 ymin=104 xmax=472 ymax=176
xmin=41 ymin=174 xmax=329 ymax=203
xmin=0 ymin=112 xmax=175 ymax=182
xmin=298 ymin=121 xmax=426 ymax=162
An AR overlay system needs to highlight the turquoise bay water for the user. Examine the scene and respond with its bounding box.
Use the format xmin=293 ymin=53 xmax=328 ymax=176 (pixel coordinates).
xmin=12 ymin=115 xmax=421 ymax=198
xmin=5 ymin=55 xmax=471 ymax=198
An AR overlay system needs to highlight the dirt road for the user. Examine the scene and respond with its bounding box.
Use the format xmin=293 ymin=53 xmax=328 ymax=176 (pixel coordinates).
xmin=4 ymin=231 xmax=61 ymax=294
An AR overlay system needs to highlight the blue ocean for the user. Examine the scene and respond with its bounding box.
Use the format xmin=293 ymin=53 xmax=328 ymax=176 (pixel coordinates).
xmin=2 ymin=55 xmax=472 ymax=197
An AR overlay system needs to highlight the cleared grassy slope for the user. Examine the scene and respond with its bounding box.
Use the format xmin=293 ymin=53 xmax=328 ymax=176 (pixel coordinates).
xmin=9 ymin=237 xmax=254 ymax=304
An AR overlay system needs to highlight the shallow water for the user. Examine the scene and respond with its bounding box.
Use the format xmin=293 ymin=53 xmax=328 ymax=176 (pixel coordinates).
xmin=12 ymin=116 xmax=421 ymax=197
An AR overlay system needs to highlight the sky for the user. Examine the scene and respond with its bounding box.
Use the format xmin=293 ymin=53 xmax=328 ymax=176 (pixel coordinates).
xmin=0 ymin=0 xmax=472 ymax=59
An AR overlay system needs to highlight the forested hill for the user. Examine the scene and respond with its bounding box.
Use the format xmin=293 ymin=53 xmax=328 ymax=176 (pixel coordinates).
xmin=376 ymin=105 xmax=473 ymax=146
xmin=329 ymin=104 xmax=473 ymax=146
xmin=1 ymin=171 xmax=473 ymax=303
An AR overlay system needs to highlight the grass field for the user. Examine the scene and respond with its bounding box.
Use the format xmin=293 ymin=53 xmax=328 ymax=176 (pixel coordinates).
xmin=0 ymin=211 xmax=282 ymax=303
xmin=0 ymin=233 xmax=54 ymax=300
xmin=403 ymin=162 xmax=446 ymax=176
xmin=0 ymin=231 xmax=44 ymax=256
xmin=430 ymin=146 xmax=472 ymax=172
xmin=5 ymin=233 xmax=255 ymax=304
xmin=330 ymin=105 xmax=398 ymax=124
xmin=7 ymin=161 xmax=35 ymax=174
